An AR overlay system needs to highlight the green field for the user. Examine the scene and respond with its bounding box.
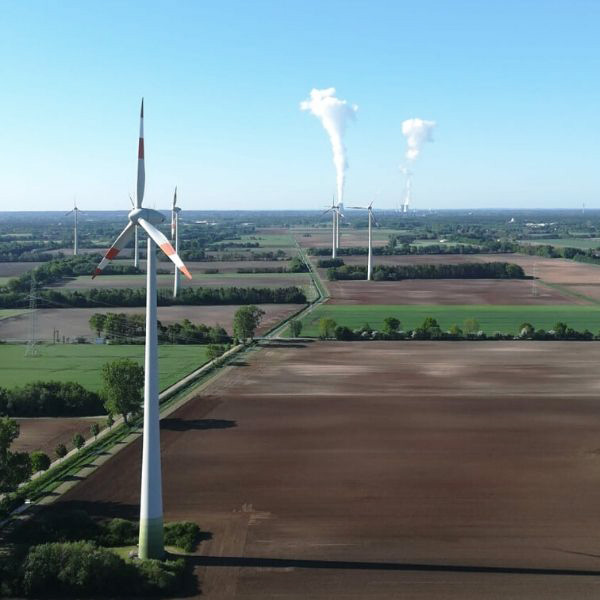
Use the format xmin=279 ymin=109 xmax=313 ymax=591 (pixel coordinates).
xmin=0 ymin=309 xmax=27 ymax=320
xmin=0 ymin=344 xmax=210 ymax=391
xmin=295 ymin=304 xmax=600 ymax=336
xmin=520 ymin=238 xmax=600 ymax=249
xmin=215 ymin=234 xmax=296 ymax=248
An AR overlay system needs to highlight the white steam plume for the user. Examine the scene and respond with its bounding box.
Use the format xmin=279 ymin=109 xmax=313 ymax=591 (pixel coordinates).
xmin=301 ymin=88 xmax=358 ymax=205
xmin=401 ymin=118 xmax=435 ymax=161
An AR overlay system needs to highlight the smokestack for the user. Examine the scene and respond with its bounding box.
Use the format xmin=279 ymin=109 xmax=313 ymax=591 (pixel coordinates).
xmin=400 ymin=118 xmax=435 ymax=212
xmin=301 ymin=88 xmax=357 ymax=205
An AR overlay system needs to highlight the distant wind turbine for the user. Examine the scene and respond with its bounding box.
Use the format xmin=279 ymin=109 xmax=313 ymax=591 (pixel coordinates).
xmin=323 ymin=196 xmax=343 ymax=259
xmin=91 ymin=99 xmax=192 ymax=560
xmin=65 ymin=199 xmax=81 ymax=256
xmin=348 ymin=200 xmax=378 ymax=280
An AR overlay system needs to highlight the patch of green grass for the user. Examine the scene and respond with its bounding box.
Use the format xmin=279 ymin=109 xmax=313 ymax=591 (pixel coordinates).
xmin=0 ymin=277 xmax=14 ymax=286
xmin=294 ymin=304 xmax=600 ymax=336
xmin=215 ymin=234 xmax=296 ymax=248
xmin=0 ymin=309 xmax=27 ymax=320
xmin=520 ymin=238 xmax=600 ymax=249
xmin=0 ymin=344 xmax=210 ymax=391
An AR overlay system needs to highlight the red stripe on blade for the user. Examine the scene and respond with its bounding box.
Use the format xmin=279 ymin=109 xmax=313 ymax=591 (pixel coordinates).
xmin=106 ymin=248 xmax=120 ymax=260
xmin=91 ymin=268 xmax=102 ymax=279
xmin=160 ymin=242 xmax=175 ymax=256
xmin=180 ymin=265 xmax=192 ymax=280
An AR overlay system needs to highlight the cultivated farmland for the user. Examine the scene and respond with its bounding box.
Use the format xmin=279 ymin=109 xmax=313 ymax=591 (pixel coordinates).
xmin=0 ymin=304 xmax=304 ymax=342
xmin=57 ymin=341 xmax=600 ymax=599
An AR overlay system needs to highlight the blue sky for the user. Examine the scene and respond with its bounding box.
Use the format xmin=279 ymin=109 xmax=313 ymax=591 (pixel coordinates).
xmin=1 ymin=0 xmax=599 ymax=211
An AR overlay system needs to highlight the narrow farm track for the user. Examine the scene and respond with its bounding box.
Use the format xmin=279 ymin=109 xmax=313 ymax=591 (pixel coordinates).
xmin=1 ymin=243 xmax=327 ymax=530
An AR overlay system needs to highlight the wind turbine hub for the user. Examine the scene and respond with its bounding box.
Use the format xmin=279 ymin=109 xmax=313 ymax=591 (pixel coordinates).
xmin=128 ymin=207 xmax=165 ymax=225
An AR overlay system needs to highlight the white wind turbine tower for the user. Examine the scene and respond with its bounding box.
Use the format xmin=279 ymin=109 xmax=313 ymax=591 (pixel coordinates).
xmin=92 ymin=99 xmax=192 ymax=560
xmin=349 ymin=200 xmax=378 ymax=280
xmin=65 ymin=199 xmax=81 ymax=255
xmin=171 ymin=187 xmax=181 ymax=297
xmin=323 ymin=196 xmax=343 ymax=259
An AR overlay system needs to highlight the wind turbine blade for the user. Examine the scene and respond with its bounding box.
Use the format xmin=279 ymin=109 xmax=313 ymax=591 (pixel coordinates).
xmin=136 ymin=99 xmax=145 ymax=208
xmin=65 ymin=210 xmax=74 ymax=216
xmin=92 ymin=221 xmax=135 ymax=278
xmin=173 ymin=186 xmax=177 ymax=208
xmin=129 ymin=194 xmax=135 ymax=208
xmin=321 ymin=208 xmax=333 ymax=215
xmin=348 ymin=206 xmax=367 ymax=210
xmin=138 ymin=218 xmax=192 ymax=280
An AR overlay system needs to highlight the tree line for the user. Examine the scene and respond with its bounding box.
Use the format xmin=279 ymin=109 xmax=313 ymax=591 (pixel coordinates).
xmin=88 ymin=312 xmax=231 ymax=344
xmin=0 ymin=284 xmax=306 ymax=309
xmin=326 ymin=262 xmax=525 ymax=281
xmin=317 ymin=316 xmax=597 ymax=341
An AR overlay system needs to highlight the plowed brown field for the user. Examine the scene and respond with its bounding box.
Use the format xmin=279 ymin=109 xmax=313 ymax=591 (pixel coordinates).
xmin=57 ymin=341 xmax=600 ymax=599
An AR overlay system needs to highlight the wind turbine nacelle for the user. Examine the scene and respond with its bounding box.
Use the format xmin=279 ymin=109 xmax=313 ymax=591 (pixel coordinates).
xmin=129 ymin=208 xmax=165 ymax=225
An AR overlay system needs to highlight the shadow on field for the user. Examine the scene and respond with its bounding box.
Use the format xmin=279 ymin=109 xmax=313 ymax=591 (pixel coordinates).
xmin=229 ymin=360 xmax=248 ymax=367
xmin=187 ymin=555 xmax=600 ymax=577
xmin=161 ymin=418 xmax=236 ymax=432
xmin=56 ymin=500 xmax=139 ymax=520
xmin=59 ymin=474 xmax=85 ymax=482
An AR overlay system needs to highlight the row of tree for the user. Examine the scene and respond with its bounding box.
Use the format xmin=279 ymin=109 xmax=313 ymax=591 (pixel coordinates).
xmin=317 ymin=316 xmax=597 ymax=341
xmin=88 ymin=313 xmax=230 ymax=344
xmin=0 ymin=285 xmax=307 ymax=309
xmin=327 ymin=262 xmax=526 ymax=281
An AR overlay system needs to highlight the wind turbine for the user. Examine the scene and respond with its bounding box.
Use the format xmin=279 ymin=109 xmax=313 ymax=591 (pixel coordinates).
xmin=171 ymin=187 xmax=181 ymax=298
xmin=92 ymin=99 xmax=192 ymax=560
xmin=336 ymin=198 xmax=345 ymax=251
xmin=323 ymin=196 xmax=343 ymax=259
xmin=348 ymin=200 xmax=378 ymax=280
xmin=65 ymin=199 xmax=81 ymax=256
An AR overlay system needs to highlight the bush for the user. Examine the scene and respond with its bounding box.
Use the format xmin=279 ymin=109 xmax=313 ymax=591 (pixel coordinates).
xmin=164 ymin=521 xmax=201 ymax=552
xmin=134 ymin=558 xmax=186 ymax=596
xmin=22 ymin=541 xmax=131 ymax=597
xmin=30 ymin=451 xmax=51 ymax=472
xmin=317 ymin=258 xmax=344 ymax=268
xmin=0 ymin=381 xmax=103 ymax=417
xmin=100 ymin=518 xmax=138 ymax=547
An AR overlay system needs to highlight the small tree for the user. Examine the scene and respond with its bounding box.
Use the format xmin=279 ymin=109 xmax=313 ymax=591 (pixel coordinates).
xmin=0 ymin=416 xmax=32 ymax=492
xmin=519 ymin=322 xmax=534 ymax=337
xmin=89 ymin=313 xmax=107 ymax=338
xmin=90 ymin=423 xmax=100 ymax=440
xmin=30 ymin=451 xmax=51 ymax=472
xmin=463 ymin=318 xmax=480 ymax=334
xmin=554 ymin=322 xmax=568 ymax=338
xmin=448 ymin=323 xmax=463 ymax=337
xmin=101 ymin=359 xmax=144 ymax=426
xmin=206 ymin=344 xmax=226 ymax=362
xmin=55 ymin=443 xmax=68 ymax=461
xmin=422 ymin=317 xmax=440 ymax=331
xmin=289 ymin=319 xmax=303 ymax=337
xmin=318 ymin=318 xmax=337 ymax=339
xmin=106 ymin=414 xmax=114 ymax=430
xmin=383 ymin=317 xmax=401 ymax=334
xmin=233 ymin=305 xmax=266 ymax=341
xmin=73 ymin=433 xmax=85 ymax=451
